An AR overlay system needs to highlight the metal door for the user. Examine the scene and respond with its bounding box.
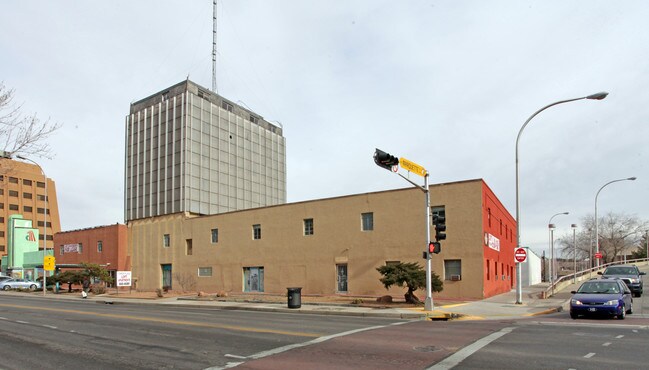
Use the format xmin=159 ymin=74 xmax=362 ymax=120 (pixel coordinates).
xmin=336 ymin=264 xmax=348 ymax=293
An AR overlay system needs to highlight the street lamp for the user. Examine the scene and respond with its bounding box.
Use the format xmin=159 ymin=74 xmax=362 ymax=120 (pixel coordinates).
xmin=515 ymin=91 xmax=608 ymax=304
xmin=548 ymin=211 xmax=568 ymax=296
xmin=594 ymin=177 xmax=636 ymax=268
xmin=572 ymin=224 xmax=578 ymax=284
xmin=16 ymin=155 xmax=48 ymax=295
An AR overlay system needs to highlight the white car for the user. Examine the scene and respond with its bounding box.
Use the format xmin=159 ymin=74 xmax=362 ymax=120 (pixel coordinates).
xmin=0 ymin=278 xmax=41 ymax=291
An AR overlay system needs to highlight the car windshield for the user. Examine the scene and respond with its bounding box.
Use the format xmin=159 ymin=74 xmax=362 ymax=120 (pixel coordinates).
xmin=577 ymin=282 xmax=620 ymax=294
xmin=604 ymin=267 xmax=637 ymax=275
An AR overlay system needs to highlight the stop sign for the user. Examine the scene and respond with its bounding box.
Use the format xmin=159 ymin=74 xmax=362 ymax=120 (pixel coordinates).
xmin=514 ymin=248 xmax=527 ymax=263
xmin=595 ymin=252 xmax=603 ymax=259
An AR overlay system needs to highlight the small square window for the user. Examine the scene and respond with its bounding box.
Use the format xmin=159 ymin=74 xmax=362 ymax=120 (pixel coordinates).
xmin=444 ymin=259 xmax=462 ymax=281
xmin=361 ymin=213 xmax=373 ymax=231
xmin=303 ymin=219 xmax=314 ymax=236
xmin=252 ymin=224 xmax=261 ymax=240
xmin=163 ymin=234 xmax=170 ymax=248
xmin=211 ymin=228 xmax=219 ymax=243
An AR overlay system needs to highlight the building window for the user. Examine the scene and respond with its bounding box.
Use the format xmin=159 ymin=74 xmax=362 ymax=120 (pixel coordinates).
xmin=0 ymin=231 xmax=4 ymax=237
xmin=36 ymin=181 xmax=45 ymax=188
xmin=186 ymin=239 xmax=193 ymax=255
xmin=444 ymin=259 xmax=462 ymax=281
xmin=385 ymin=261 xmax=400 ymax=266
xmin=9 ymin=177 xmax=18 ymax=184
xmin=23 ymin=192 xmax=32 ymax=199
xmin=198 ymin=267 xmax=213 ymax=277
xmin=303 ymin=218 xmax=314 ymax=236
xmin=9 ymin=190 xmax=18 ymax=197
xmin=252 ymin=224 xmax=261 ymax=240
xmin=221 ymin=101 xmax=233 ymax=112
xmin=0 ymin=189 xmax=3 ymax=195
xmin=0 ymin=203 xmax=3 ymax=209
xmin=97 ymin=241 xmax=103 ymax=253
xmin=250 ymin=115 xmax=259 ymax=124
xmin=361 ymin=213 xmax=373 ymax=231
xmin=9 ymin=204 xmax=18 ymax=211
xmin=211 ymin=228 xmax=219 ymax=243
xmin=23 ymin=179 xmax=32 ymax=186
xmin=163 ymin=234 xmax=170 ymax=248
xmin=486 ymin=260 xmax=490 ymax=280
xmin=60 ymin=246 xmax=64 ymax=255
xmin=488 ymin=208 xmax=492 ymax=227
xmin=23 ymin=206 xmax=32 ymax=213
xmin=37 ymin=194 xmax=46 ymax=201
xmin=37 ymin=208 xmax=50 ymax=214
xmin=0 ymin=217 xmax=4 ymax=223
xmin=78 ymin=243 xmax=83 ymax=253
xmin=0 ymin=245 xmax=5 ymax=252
xmin=37 ymin=221 xmax=52 ymax=227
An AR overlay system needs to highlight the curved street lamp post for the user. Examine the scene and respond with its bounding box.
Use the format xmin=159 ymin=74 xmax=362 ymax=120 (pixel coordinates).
xmin=594 ymin=177 xmax=636 ymax=268
xmin=515 ymin=91 xmax=608 ymax=304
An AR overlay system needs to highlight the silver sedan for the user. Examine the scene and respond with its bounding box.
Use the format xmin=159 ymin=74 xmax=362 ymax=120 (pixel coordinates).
xmin=0 ymin=278 xmax=41 ymax=291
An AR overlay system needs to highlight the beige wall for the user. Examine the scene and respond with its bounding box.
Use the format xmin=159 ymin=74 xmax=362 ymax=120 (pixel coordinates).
xmin=129 ymin=179 xmax=494 ymax=299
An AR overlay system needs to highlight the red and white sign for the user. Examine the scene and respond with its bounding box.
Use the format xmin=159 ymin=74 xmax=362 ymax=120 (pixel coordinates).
xmin=514 ymin=248 xmax=527 ymax=263
xmin=595 ymin=252 xmax=603 ymax=259
xmin=116 ymin=271 xmax=132 ymax=287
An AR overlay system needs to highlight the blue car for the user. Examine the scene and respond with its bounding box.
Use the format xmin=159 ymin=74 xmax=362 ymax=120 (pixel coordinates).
xmin=570 ymin=279 xmax=633 ymax=320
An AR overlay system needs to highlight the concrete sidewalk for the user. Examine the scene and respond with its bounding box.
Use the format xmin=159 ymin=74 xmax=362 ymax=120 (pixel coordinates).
xmin=7 ymin=281 xmax=578 ymax=321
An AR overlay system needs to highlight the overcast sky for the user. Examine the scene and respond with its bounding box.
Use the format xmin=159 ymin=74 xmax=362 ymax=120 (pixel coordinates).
xmin=2 ymin=1 xmax=648 ymax=256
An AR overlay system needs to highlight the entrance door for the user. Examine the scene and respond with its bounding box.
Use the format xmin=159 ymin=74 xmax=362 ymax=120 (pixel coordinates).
xmin=336 ymin=264 xmax=348 ymax=293
xmin=161 ymin=264 xmax=172 ymax=289
xmin=243 ymin=267 xmax=264 ymax=292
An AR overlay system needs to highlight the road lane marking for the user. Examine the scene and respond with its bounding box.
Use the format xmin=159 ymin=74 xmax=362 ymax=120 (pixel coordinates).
xmin=16 ymin=320 xmax=29 ymax=324
xmin=615 ymin=335 xmax=624 ymax=339
xmin=584 ymin=353 xmax=596 ymax=358
xmin=427 ymin=327 xmax=516 ymax=370
xmin=602 ymin=342 xmax=611 ymax=346
xmin=43 ymin=325 xmax=58 ymax=329
xmin=0 ymin=303 xmax=320 ymax=338
xmin=224 ymin=354 xmax=247 ymax=359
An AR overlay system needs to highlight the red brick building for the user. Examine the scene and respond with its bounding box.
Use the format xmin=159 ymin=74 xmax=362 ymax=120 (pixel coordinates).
xmin=53 ymin=224 xmax=129 ymax=285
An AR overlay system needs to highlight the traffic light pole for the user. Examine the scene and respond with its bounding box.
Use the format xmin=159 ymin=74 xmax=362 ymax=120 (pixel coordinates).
xmin=424 ymin=173 xmax=433 ymax=311
xmin=396 ymin=171 xmax=432 ymax=311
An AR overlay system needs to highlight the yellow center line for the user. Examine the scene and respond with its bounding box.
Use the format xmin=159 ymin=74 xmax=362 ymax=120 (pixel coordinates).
xmin=0 ymin=303 xmax=320 ymax=338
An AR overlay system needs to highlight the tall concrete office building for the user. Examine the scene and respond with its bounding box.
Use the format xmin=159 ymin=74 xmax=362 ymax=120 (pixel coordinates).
xmin=125 ymin=80 xmax=286 ymax=221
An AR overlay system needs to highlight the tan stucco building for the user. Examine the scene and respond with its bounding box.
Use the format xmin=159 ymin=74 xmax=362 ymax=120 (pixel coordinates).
xmin=129 ymin=179 xmax=516 ymax=300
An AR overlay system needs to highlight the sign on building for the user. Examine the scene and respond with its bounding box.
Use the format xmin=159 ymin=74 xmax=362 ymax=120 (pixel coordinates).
xmin=63 ymin=244 xmax=81 ymax=253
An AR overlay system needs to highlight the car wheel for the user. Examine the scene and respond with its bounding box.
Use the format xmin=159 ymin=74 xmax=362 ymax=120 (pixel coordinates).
xmin=2 ymin=285 xmax=10 ymax=291
xmin=570 ymin=312 xmax=578 ymax=319
xmin=618 ymin=305 xmax=626 ymax=320
xmin=627 ymin=303 xmax=633 ymax=315
xmin=29 ymin=284 xmax=36 ymax=291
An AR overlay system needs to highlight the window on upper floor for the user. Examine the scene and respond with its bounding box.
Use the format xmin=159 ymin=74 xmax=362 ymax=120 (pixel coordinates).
xmin=97 ymin=241 xmax=103 ymax=253
xmin=304 ymin=218 xmax=314 ymax=236
xmin=361 ymin=213 xmax=373 ymax=231
xmin=211 ymin=228 xmax=219 ymax=244
xmin=252 ymin=224 xmax=262 ymax=240
xmin=8 ymin=190 xmax=18 ymax=197
xmin=163 ymin=234 xmax=170 ymax=248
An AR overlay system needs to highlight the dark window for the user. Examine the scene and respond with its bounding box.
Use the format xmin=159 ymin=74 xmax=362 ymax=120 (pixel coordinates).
xmin=97 ymin=241 xmax=103 ymax=253
xmin=9 ymin=204 xmax=18 ymax=211
xmin=9 ymin=177 xmax=18 ymax=184
xmin=221 ymin=101 xmax=233 ymax=112
xmin=163 ymin=234 xmax=170 ymax=248
xmin=211 ymin=228 xmax=218 ymax=243
xmin=186 ymin=239 xmax=193 ymax=255
xmin=304 ymin=219 xmax=314 ymax=236
xmin=0 ymin=245 xmax=5 ymax=251
xmin=8 ymin=190 xmax=18 ymax=197
xmin=23 ymin=179 xmax=32 ymax=186
xmin=23 ymin=192 xmax=32 ymax=199
xmin=23 ymin=206 xmax=32 ymax=213
xmin=252 ymin=224 xmax=261 ymax=240
xmin=361 ymin=213 xmax=373 ymax=231
xmin=36 ymin=181 xmax=45 ymax=188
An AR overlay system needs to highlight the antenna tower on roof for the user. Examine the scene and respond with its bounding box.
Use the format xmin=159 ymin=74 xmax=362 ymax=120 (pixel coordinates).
xmin=212 ymin=0 xmax=218 ymax=93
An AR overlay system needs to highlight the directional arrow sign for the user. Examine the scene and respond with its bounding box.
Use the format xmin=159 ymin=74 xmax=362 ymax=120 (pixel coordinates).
xmin=399 ymin=157 xmax=426 ymax=177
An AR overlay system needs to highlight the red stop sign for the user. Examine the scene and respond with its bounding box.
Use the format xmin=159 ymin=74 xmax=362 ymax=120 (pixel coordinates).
xmin=514 ymin=248 xmax=527 ymax=263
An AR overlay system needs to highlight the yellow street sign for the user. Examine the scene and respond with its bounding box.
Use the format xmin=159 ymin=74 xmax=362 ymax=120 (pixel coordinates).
xmin=399 ymin=157 xmax=426 ymax=177
xmin=44 ymin=255 xmax=55 ymax=271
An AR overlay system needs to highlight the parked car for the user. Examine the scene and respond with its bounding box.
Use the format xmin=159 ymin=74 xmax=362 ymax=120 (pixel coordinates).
xmin=570 ymin=279 xmax=633 ymax=320
xmin=0 ymin=278 xmax=42 ymax=291
xmin=598 ymin=264 xmax=645 ymax=297
xmin=0 ymin=276 xmax=11 ymax=283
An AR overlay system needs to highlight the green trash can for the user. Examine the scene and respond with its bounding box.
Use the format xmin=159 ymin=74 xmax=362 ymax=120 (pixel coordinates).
xmin=287 ymin=287 xmax=302 ymax=309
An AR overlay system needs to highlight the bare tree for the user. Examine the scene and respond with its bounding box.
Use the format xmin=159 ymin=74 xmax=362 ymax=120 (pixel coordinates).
xmin=559 ymin=212 xmax=649 ymax=264
xmin=0 ymin=82 xmax=61 ymax=159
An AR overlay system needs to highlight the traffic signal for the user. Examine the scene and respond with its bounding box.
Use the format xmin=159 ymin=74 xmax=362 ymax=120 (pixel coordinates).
xmin=373 ymin=148 xmax=399 ymax=171
xmin=428 ymin=241 xmax=441 ymax=254
xmin=433 ymin=215 xmax=446 ymax=242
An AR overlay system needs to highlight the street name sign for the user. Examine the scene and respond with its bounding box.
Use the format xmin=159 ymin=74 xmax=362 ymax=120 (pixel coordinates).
xmin=399 ymin=157 xmax=426 ymax=177
xmin=514 ymin=248 xmax=527 ymax=263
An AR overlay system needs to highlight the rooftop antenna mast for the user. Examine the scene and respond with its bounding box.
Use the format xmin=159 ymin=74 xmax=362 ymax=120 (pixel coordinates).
xmin=212 ymin=0 xmax=218 ymax=93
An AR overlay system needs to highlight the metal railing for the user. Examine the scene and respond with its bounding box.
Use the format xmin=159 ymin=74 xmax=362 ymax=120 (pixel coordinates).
xmin=543 ymin=258 xmax=649 ymax=298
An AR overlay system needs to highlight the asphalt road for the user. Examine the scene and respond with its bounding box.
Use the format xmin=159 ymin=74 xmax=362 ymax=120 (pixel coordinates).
xmin=0 ymin=294 xmax=406 ymax=369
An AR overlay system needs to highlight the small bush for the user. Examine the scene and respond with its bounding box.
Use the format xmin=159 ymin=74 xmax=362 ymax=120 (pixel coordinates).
xmin=351 ymin=298 xmax=364 ymax=305
xmin=155 ymin=288 xmax=164 ymax=297
xmin=92 ymin=285 xmax=106 ymax=295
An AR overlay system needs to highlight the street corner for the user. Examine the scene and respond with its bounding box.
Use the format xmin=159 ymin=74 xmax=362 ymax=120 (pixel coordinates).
xmin=526 ymin=305 xmax=563 ymax=317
